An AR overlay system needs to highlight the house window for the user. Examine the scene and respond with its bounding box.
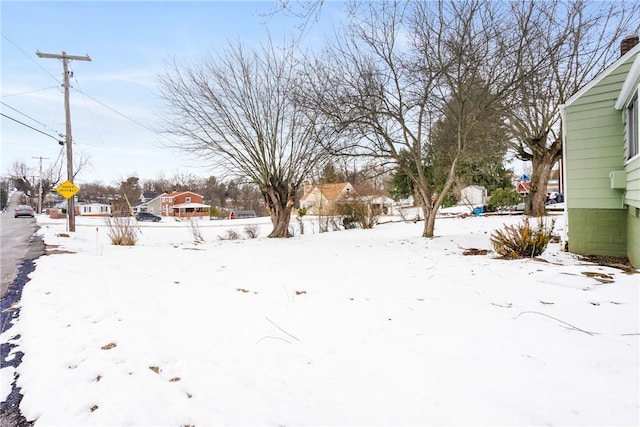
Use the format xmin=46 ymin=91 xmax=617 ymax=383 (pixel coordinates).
xmin=628 ymin=91 xmax=639 ymax=160
xmin=185 ymin=197 xmax=191 ymax=203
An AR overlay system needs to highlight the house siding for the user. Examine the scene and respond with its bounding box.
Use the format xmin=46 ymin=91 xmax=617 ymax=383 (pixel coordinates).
xmin=567 ymin=208 xmax=627 ymax=257
xmin=563 ymin=47 xmax=640 ymax=267
xmin=564 ymin=63 xmax=631 ymax=211
xmin=625 ymin=148 xmax=640 ymax=207
xmin=628 ymin=206 xmax=640 ymax=267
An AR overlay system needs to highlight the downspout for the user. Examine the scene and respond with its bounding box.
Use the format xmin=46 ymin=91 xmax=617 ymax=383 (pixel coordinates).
xmin=559 ymin=104 xmax=569 ymax=251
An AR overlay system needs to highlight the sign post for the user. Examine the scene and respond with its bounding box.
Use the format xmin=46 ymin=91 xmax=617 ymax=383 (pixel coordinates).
xmin=56 ymin=180 xmax=80 ymax=231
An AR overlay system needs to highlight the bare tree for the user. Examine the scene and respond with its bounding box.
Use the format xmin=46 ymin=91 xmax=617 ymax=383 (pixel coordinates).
xmin=305 ymin=1 xmax=529 ymax=237
xmin=508 ymin=0 xmax=640 ymax=216
xmin=9 ymin=159 xmax=66 ymax=204
xmin=159 ymin=38 xmax=336 ymax=237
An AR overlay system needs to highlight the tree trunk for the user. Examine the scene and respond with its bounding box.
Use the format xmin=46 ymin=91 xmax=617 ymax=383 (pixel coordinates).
xmin=414 ymin=190 xmax=434 ymax=238
xmin=263 ymin=185 xmax=294 ymax=238
xmin=527 ymin=147 xmax=560 ymax=217
xmin=423 ymin=205 xmax=435 ymax=238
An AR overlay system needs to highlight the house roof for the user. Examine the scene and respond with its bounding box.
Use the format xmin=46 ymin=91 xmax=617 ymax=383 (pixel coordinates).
xmin=141 ymin=191 xmax=165 ymax=201
xmin=516 ymin=181 xmax=531 ymax=193
xmin=301 ymin=183 xmax=354 ymax=202
xmin=564 ymin=42 xmax=640 ymax=108
xmin=163 ymin=191 xmax=204 ymax=199
xmin=77 ymin=202 xmax=110 ymax=207
xmin=360 ymin=195 xmax=394 ymax=204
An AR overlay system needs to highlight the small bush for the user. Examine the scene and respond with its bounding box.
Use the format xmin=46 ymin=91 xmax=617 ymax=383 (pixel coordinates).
xmin=297 ymin=207 xmax=307 ymax=235
xmin=490 ymin=217 xmax=555 ymax=258
xmin=218 ymin=229 xmax=241 ymax=240
xmin=244 ymin=224 xmax=260 ymax=239
xmin=104 ymin=216 xmax=138 ymax=246
xmin=342 ymin=215 xmax=358 ymax=229
xmin=336 ymin=199 xmax=379 ymax=229
xmin=486 ymin=188 xmax=522 ymax=212
xmin=188 ymin=218 xmax=205 ymax=243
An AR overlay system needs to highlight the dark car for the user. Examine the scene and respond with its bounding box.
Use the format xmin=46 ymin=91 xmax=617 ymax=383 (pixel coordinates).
xmin=14 ymin=204 xmax=35 ymax=218
xmin=545 ymin=192 xmax=564 ymax=205
xmin=136 ymin=212 xmax=161 ymax=222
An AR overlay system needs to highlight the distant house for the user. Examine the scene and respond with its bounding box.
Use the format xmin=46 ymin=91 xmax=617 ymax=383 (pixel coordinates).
xmin=560 ymin=35 xmax=640 ymax=267
xmin=78 ymin=202 xmax=111 ymax=217
xmin=513 ymin=174 xmax=531 ymax=197
xmin=161 ymin=191 xmax=210 ymax=218
xmin=360 ymin=194 xmax=395 ymax=215
xmin=460 ymin=185 xmax=487 ymax=206
xmin=134 ymin=191 xmax=165 ymax=215
xmin=299 ymin=182 xmax=356 ymax=215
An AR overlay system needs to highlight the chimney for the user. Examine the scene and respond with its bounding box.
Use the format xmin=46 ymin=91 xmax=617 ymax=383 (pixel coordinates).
xmin=621 ymin=35 xmax=639 ymax=57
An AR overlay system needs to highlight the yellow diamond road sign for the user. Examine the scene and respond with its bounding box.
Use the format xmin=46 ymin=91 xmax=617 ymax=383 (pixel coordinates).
xmin=56 ymin=180 xmax=80 ymax=199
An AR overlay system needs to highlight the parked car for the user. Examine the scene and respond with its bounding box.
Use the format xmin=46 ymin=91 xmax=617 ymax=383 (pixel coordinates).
xmin=136 ymin=212 xmax=161 ymax=222
xmin=228 ymin=210 xmax=257 ymax=219
xmin=14 ymin=204 xmax=35 ymax=218
xmin=545 ymin=192 xmax=565 ymax=205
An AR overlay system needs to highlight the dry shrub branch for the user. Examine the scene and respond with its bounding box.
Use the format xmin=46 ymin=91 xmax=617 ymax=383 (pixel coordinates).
xmin=104 ymin=216 xmax=138 ymax=246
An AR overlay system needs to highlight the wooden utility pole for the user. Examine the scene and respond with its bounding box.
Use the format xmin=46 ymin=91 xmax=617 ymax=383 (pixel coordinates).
xmin=32 ymin=156 xmax=50 ymax=215
xmin=36 ymin=51 xmax=91 ymax=232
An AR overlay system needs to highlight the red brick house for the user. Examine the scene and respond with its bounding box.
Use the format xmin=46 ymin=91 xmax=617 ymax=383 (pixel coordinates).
xmin=161 ymin=191 xmax=210 ymax=218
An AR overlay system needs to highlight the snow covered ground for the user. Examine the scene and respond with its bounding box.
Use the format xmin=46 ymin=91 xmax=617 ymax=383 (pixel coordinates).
xmin=1 ymin=211 xmax=638 ymax=426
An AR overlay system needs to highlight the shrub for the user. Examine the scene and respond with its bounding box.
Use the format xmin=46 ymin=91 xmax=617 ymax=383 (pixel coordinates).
xmin=188 ymin=218 xmax=205 ymax=243
xmin=342 ymin=215 xmax=358 ymax=229
xmin=490 ymin=217 xmax=555 ymax=258
xmin=104 ymin=216 xmax=138 ymax=246
xmin=297 ymin=207 xmax=307 ymax=235
xmin=335 ymin=199 xmax=379 ymax=229
xmin=486 ymin=188 xmax=522 ymax=212
xmin=218 ymin=229 xmax=241 ymax=240
xmin=244 ymin=224 xmax=260 ymax=239
xmin=209 ymin=206 xmax=220 ymax=219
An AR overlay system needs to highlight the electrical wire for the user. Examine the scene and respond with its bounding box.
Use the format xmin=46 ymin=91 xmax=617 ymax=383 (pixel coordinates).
xmin=1 ymin=30 xmax=62 ymax=84
xmin=1 ymin=86 xmax=61 ymax=98
xmin=73 ymin=88 xmax=172 ymax=143
xmin=0 ymin=101 xmax=64 ymax=138
xmin=0 ymin=112 xmax=62 ymax=143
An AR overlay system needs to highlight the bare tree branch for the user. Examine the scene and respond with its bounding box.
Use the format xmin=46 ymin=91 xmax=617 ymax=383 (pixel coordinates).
xmin=159 ymin=37 xmax=337 ymax=237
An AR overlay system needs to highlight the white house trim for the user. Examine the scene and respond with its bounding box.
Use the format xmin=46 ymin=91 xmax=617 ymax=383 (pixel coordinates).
xmin=614 ymin=53 xmax=640 ymax=110
xmin=564 ymin=43 xmax=640 ymax=108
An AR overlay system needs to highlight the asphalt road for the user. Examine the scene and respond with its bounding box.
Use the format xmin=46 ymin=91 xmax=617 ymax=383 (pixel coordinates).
xmin=1 ymin=193 xmax=43 ymax=298
xmin=1 ymin=192 xmax=41 ymax=427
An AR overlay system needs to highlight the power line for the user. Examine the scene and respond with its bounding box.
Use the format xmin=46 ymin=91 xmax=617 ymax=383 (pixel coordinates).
xmin=1 ymin=31 xmax=61 ymax=84
xmin=0 ymin=101 xmax=64 ymax=138
xmin=1 ymin=86 xmax=61 ymax=98
xmin=0 ymin=112 xmax=63 ymax=143
xmin=73 ymin=88 xmax=172 ymax=143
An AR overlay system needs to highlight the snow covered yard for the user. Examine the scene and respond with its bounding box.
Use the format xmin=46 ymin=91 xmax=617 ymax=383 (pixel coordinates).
xmin=1 ymin=213 xmax=638 ymax=426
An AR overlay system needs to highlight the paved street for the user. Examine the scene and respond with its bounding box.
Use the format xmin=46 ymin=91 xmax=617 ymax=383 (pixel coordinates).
xmin=1 ymin=193 xmax=43 ymax=298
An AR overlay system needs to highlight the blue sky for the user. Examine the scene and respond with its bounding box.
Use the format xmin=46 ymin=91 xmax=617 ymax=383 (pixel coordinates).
xmin=1 ymin=1 xmax=341 ymax=185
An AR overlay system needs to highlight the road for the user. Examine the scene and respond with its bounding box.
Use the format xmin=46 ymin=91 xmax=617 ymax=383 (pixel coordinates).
xmin=1 ymin=192 xmax=42 ymax=427
xmin=1 ymin=193 xmax=43 ymax=298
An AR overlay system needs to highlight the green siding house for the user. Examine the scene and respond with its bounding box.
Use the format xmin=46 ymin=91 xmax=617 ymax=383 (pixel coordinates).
xmin=561 ymin=37 xmax=640 ymax=268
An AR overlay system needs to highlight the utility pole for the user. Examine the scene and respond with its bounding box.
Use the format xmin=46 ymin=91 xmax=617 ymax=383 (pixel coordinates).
xmin=36 ymin=51 xmax=91 ymax=232
xmin=32 ymin=156 xmax=50 ymax=215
